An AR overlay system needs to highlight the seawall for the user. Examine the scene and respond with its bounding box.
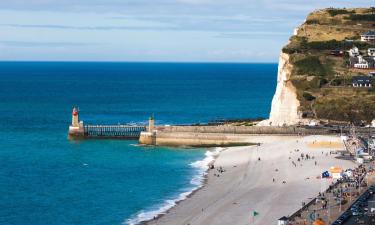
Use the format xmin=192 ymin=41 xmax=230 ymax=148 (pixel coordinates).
xmin=139 ymin=125 xmax=333 ymax=147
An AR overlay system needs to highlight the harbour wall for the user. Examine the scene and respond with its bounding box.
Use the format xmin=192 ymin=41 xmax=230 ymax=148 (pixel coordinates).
xmin=156 ymin=125 xmax=331 ymax=135
xmin=142 ymin=132 xmax=257 ymax=147
xmin=139 ymin=125 xmax=334 ymax=147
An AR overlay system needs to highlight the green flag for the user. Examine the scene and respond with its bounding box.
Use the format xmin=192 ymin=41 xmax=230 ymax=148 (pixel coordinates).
xmin=253 ymin=211 xmax=259 ymax=217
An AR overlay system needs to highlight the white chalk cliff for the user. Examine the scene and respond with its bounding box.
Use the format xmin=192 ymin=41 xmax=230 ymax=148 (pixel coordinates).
xmin=259 ymin=52 xmax=301 ymax=126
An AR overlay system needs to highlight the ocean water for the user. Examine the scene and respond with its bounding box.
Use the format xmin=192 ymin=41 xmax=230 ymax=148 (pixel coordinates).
xmin=0 ymin=62 xmax=277 ymax=225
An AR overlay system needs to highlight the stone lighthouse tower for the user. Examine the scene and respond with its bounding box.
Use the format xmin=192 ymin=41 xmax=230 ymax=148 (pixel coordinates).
xmin=148 ymin=115 xmax=155 ymax=132
xmin=68 ymin=107 xmax=84 ymax=138
xmin=72 ymin=107 xmax=79 ymax=127
xmin=139 ymin=115 xmax=156 ymax=145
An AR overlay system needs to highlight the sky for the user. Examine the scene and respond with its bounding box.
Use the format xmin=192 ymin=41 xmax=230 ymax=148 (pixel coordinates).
xmin=0 ymin=0 xmax=373 ymax=62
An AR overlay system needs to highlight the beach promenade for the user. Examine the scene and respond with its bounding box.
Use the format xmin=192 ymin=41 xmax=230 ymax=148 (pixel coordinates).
xmin=147 ymin=135 xmax=355 ymax=225
xmin=290 ymin=164 xmax=375 ymax=225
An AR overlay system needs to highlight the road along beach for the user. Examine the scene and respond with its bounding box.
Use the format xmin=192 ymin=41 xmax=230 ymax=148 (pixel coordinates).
xmin=147 ymin=135 xmax=355 ymax=225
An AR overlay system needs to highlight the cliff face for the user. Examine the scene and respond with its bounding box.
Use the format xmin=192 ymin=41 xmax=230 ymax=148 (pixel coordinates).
xmin=260 ymin=8 xmax=375 ymax=126
xmin=259 ymin=52 xmax=301 ymax=126
xmin=269 ymin=53 xmax=301 ymax=125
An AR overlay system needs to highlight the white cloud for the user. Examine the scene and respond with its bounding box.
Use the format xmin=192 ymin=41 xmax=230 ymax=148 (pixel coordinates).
xmin=0 ymin=0 xmax=374 ymax=61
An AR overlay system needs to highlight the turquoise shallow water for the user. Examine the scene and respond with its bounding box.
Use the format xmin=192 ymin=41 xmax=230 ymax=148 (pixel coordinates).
xmin=0 ymin=62 xmax=277 ymax=225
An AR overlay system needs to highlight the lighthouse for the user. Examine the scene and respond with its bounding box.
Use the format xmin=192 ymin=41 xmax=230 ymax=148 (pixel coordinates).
xmin=68 ymin=107 xmax=84 ymax=138
xmin=148 ymin=115 xmax=155 ymax=132
xmin=72 ymin=107 xmax=79 ymax=127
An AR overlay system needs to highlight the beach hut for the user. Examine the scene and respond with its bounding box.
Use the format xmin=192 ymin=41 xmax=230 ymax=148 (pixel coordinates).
xmin=313 ymin=218 xmax=325 ymax=225
xmin=277 ymin=216 xmax=289 ymax=225
xmin=329 ymin=166 xmax=343 ymax=179
xmin=322 ymin=171 xmax=330 ymax=178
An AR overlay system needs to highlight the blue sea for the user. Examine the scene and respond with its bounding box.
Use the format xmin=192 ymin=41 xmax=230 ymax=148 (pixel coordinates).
xmin=0 ymin=62 xmax=277 ymax=225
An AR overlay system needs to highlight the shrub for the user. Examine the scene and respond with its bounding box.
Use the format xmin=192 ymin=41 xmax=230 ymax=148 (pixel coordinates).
xmin=291 ymin=78 xmax=311 ymax=91
xmin=302 ymin=40 xmax=375 ymax=51
xmin=331 ymin=78 xmax=351 ymax=86
xmin=303 ymin=92 xmax=316 ymax=101
xmin=282 ymin=47 xmax=299 ymax=54
xmin=330 ymin=78 xmax=343 ymax=86
xmin=306 ymin=39 xmax=350 ymax=50
xmin=294 ymin=56 xmax=327 ymax=76
xmin=327 ymin=9 xmax=352 ymax=17
xmin=319 ymin=78 xmax=328 ymax=87
xmin=306 ymin=19 xmax=320 ymax=24
xmin=346 ymin=14 xmax=375 ymax=21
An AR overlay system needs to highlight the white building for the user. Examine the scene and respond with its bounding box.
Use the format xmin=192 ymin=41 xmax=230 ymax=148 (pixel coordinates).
xmin=354 ymin=55 xmax=369 ymax=69
xmin=369 ymin=201 xmax=375 ymax=214
xmin=348 ymin=46 xmax=360 ymax=57
xmin=277 ymin=216 xmax=289 ymax=225
xmin=361 ymin=31 xmax=375 ymax=42
xmin=368 ymin=48 xmax=375 ymax=57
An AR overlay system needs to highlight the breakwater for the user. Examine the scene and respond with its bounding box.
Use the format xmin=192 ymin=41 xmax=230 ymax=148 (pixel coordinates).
xmin=139 ymin=125 xmax=334 ymax=147
xmin=68 ymin=107 xmax=375 ymax=146
xmin=157 ymin=125 xmax=331 ymax=135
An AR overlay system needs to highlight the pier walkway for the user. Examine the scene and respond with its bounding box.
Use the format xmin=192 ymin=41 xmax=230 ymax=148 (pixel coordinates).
xmin=83 ymin=125 xmax=146 ymax=139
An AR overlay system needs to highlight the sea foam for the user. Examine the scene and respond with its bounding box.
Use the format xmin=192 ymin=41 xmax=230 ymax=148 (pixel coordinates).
xmin=125 ymin=147 xmax=222 ymax=225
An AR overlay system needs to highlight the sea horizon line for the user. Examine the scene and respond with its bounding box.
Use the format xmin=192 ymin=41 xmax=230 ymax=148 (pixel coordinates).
xmin=0 ymin=60 xmax=278 ymax=64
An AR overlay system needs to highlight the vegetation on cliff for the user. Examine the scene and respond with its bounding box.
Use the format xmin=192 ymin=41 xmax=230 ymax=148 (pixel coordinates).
xmin=282 ymin=7 xmax=375 ymax=124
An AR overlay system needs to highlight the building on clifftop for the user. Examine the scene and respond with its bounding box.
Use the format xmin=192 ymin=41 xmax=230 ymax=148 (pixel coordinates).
xmin=352 ymin=76 xmax=372 ymax=88
xmin=361 ymin=31 xmax=375 ymax=42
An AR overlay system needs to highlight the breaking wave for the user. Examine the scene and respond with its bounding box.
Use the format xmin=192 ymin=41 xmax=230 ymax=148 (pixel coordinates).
xmin=125 ymin=148 xmax=222 ymax=225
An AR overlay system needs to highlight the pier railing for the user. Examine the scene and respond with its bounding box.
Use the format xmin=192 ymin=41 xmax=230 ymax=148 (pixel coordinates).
xmin=84 ymin=125 xmax=146 ymax=139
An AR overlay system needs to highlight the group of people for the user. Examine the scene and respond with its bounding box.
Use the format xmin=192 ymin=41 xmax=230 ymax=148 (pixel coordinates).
xmin=213 ymin=166 xmax=226 ymax=177
xmin=290 ymin=151 xmax=317 ymax=168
